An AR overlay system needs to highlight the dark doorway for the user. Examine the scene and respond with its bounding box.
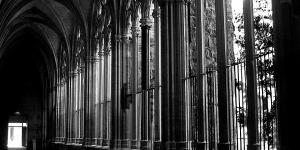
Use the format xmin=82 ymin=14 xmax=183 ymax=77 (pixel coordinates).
xmin=0 ymin=28 xmax=51 ymax=150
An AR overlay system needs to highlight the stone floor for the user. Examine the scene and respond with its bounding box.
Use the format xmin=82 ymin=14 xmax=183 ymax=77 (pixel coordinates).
xmin=8 ymin=147 xmax=26 ymax=150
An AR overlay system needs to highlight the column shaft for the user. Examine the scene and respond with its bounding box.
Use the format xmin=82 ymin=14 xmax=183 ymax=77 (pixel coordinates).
xmin=243 ymin=0 xmax=260 ymax=149
xmin=131 ymin=26 xmax=140 ymax=149
xmin=160 ymin=1 xmax=189 ymax=149
xmin=140 ymin=22 xmax=151 ymax=150
xmin=215 ymin=0 xmax=233 ymax=149
xmin=153 ymin=2 xmax=162 ymax=149
xmin=196 ymin=0 xmax=208 ymax=149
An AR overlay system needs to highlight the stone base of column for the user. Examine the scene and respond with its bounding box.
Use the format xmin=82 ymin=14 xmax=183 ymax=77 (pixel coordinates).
xmin=176 ymin=141 xmax=188 ymax=150
xmin=140 ymin=140 xmax=150 ymax=150
xmin=84 ymin=138 xmax=92 ymax=145
xmin=97 ymin=138 xmax=103 ymax=146
xmin=153 ymin=141 xmax=161 ymax=150
xmin=218 ymin=142 xmax=234 ymax=150
xmin=121 ymin=139 xmax=130 ymax=148
xmin=102 ymin=139 xmax=110 ymax=148
xmin=66 ymin=138 xmax=72 ymax=144
xmin=77 ymin=138 xmax=83 ymax=144
xmin=113 ymin=139 xmax=122 ymax=148
xmin=248 ymin=143 xmax=261 ymax=150
xmin=131 ymin=140 xmax=140 ymax=149
xmin=192 ymin=141 xmax=208 ymax=150
xmin=166 ymin=141 xmax=176 ymax=150
xmin=92 ymin=138 xmax=98 ymax=145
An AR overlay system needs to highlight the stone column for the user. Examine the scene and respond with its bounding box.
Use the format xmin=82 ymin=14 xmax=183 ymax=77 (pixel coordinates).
xmin=51 ymin=85 xmax=57 ymax=143
xmin=86 ymin=55 xmax=99 ymax=146
xmin=77 ymin=64 xmax=83 ymax=144
xmin=140 ymin=2 xmax=152 ymax=148
xmin=103 ymin=46 xmax=112 ymax=147
xmin=160 ymin=0 xmax=189 ymax=149
xmin=130 ymin=24 xmax=140 ymax=149
xmin=196 ymin=0 xmax=208 ymax=149
xmin=65 ymin=76 xmax=70 ymax=145
xmin=243 ymin=0 xmax=260 ymax=149
xmin=0 ymin=115 xmax=8 ymax=150
xmin=66 ymin=72 xmax=72 ymax=144
xmin=273 ymin=0 xmax=300 ymax=149
xmin=68 ymin=70 xmax=77 ymax=144
xmin=121 ymin=34 xmax=131 ymax=148
xmin=83 ymin=51 xmax=98 ymax=146
xmin=111 ymin=33 xmax=122 ymax=148
xmin=79 ymin=61 xmax=85 ymax=144
xmin=73 ymin=68 xmax=79 ymax=144
xmin=97 ymin=34 xmax=105 ymax=146
xmin=215 ymin=0 xmax=233 ymax=149
xmin=102 ymin=28 xmax=111 ymax=147
xmin=152 ymin=1 xmax=162 ymax=149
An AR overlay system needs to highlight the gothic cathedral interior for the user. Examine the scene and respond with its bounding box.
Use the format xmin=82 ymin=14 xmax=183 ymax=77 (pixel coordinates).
xmin=0 ymin=0 xmax=299 ymax=150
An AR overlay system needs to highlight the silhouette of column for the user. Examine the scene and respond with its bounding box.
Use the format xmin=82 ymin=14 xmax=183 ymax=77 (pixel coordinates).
xmin=152 ymin=1 xmax=162 ymax=149
xmin=196 ymin=0 xmax=208 ymax=149
xmin=215 ymin=0 xmax=233 ymax=149
xmin=140 ymin=1 xmax=152 ymax=148
xmin=243 ymin=0 xmax=260 ymax=149
xmin=0 ymin=116 xmax=8 ymax=150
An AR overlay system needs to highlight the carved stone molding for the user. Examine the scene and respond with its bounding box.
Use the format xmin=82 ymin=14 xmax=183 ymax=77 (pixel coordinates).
xmin=98 ymin=49 xmax=105 ymax=57
xmin=85 ymin=56 xmax=100 ymax=63
xmin=69 ymin=70 xmax=78 ymax=77
xmin=152 ymin=7 xmax=160 ymax=19
xmin=122 ymin=34 xmax=131 ymax=43
xmin=103 ymin=48 xmax=111 ymax=56
xmin=131 ymin=26 xmax=140 ymax=36
xmin=140 ymin=17 xmax=152 ymax=27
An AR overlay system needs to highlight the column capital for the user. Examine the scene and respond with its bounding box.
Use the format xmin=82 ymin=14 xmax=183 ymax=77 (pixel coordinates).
xmin=140 ymin=18 xmax=152 ymax=27
xmin=59 ymin=80 xmax=67 ymax=86
xmin=131 ymin=26 xmax=140 ymax=36
xmin=114 ymin=34 xmax=122 ymax=42
xmin=152 ymin=7 xmax=160 ymax=19
xmin=85 ymin=56 xmax=100 ymax=63
xmin=98 ymin=49 xmax=105 ymax=57
xmin=69 ymin=70 xmax=78 ymax=77
xmin=78 ymin=64 xmax=85 ymax=73
xmin=103 ymin=48 xmax=111 ymax=56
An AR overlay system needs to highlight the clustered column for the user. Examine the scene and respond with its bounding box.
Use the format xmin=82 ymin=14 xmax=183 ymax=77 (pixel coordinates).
xmin=140 ymin=2 xmax=152 ymax=148
xmin=152 ymin=1 xmax=162 ymax=149
xmin=215 ymin=0 xmax=233 ymax=149
xmin=196 ymin=0 xmax=208 ymax=149
xmin=159 ymin=0 xmax=189 ymax=149
xmin=130 ymin=10 xmax=140 ymax=149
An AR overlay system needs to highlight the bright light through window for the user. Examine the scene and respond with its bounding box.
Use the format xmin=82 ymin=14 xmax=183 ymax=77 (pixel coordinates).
xmin=7 ymin=127 xmax=22 ymax=147
xmin=7 ymin=122 xmax=27 ymax=148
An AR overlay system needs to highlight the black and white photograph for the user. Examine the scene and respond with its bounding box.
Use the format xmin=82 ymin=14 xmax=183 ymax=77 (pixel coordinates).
xmin=0 ymin=0 xmax=299 ymax=149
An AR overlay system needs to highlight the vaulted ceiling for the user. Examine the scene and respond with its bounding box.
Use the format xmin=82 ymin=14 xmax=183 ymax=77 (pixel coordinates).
xmin=0 ymin=0 xmax=147 ymax=73
xmin=0 ymin=0 xmax=94 ymax=64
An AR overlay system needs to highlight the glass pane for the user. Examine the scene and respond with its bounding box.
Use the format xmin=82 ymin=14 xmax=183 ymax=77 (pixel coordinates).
xmin=7 ymin=127 xmax=22 ymax=147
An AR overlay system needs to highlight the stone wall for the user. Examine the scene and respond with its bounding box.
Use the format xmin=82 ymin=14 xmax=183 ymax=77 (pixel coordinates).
xmin=190 ymin=0 xmax=235 ymax=73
